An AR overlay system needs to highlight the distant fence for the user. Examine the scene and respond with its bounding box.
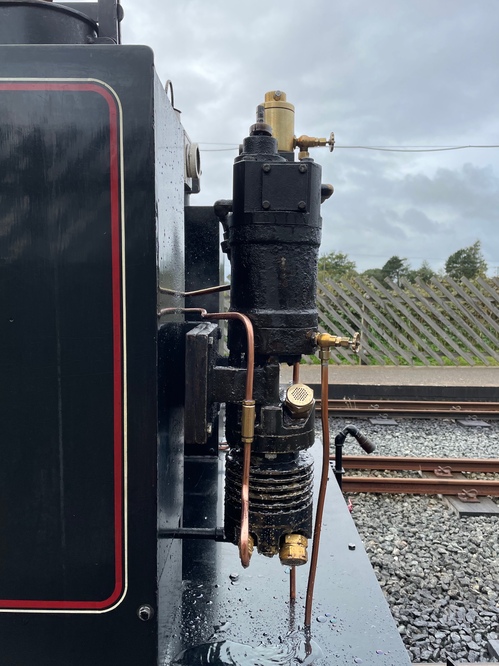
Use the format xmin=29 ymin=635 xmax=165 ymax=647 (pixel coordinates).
xmin=316 ymin=276 xmax=499 ymax=366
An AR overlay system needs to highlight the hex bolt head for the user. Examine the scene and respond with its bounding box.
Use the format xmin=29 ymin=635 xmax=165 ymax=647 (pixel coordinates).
xmin=137 ymin=604 xmax=154 ymax=621
xmin=299 ymin=164 xmax=308 ymax=173
xmin=298 ymin=201 xmax=306 ymax=210
xmin=262 ymin=164 xmax=271 ymax=173
xmin=262 ymin=200 xmax=271 ymax=209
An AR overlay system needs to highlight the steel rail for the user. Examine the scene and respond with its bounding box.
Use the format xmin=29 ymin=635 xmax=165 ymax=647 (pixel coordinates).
xmin=316 ymin=398 xmax=499 ymax=416
xmin=342 ymin=476 xmax=499 ymax=496
xmin=330 ymin=455 xmax=499 ymax=474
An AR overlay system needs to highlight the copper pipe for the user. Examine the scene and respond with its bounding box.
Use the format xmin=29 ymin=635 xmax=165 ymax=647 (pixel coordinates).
xmin=204 ymin=312 xmax=255 ymax=568
xmin=157 ymin=308 xmax=254 ymax=399
xmin=290 ymin=566 xmax=296 ymax=602
xmin=157 ymin=307 xmax=254 ymax=402
xmin=291 ymin=357 xmax=304 ymax=604
xmin=304 ymin=356 xmax=330 ymax=627
xmin=238 ymin=439 xmax=252 ymax=567
xmin=159 ymin=306 xmax=255 ymax=568
xmin=159 ymin=284 xmax=230 ymax=298
xmin=202 ymin=312 xmax=254 ymax=400
xmin=158 ymin=306 xmax=208 ymax=317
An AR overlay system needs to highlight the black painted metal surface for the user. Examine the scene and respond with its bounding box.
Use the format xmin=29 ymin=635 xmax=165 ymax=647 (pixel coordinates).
xmin=0 ymin=72 xmax=119 ymax=610
xmin=225 ymin=450 xmax=314 ymax=557
xmin=227 ymin=132 xmax=322 ymax=361
xmin=0 ymin=1 xmax=98 ymax=44
xmin=0 ymin=44 xmax=184 ymax=665
xmin=184 ymin=205 xmax=222 ymax=314
xmin=165 ymin=442 xmax=411 ymax=665
xmin=63 ymin=0 xmax=123 ymax=43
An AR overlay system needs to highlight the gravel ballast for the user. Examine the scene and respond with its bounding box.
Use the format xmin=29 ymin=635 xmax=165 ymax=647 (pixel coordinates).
xmin=329 ymin=417 xmax=499 ymax=663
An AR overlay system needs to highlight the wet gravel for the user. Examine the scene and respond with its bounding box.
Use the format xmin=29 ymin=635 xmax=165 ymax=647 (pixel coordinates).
xmin=329 ymin=417 xmax=499 ymax=664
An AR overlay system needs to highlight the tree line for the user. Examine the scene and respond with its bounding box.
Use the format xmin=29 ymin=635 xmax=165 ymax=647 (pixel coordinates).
xmin=319 ymin=240 xmax=489 ymax=285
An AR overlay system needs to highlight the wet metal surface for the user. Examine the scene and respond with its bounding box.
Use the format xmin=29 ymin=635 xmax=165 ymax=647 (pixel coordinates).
xmin=161 ymin=441 xmax=410 ymax=665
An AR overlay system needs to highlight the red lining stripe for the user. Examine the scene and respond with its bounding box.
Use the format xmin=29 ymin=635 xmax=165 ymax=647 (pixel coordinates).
xmin=0 ymin=82 xmax=124 ymax=611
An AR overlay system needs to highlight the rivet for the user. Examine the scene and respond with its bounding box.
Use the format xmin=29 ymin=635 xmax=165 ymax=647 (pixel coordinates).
xmin=137 ymin=604 xmax=154 ymax=621
xmin=262 ymin=164 xmax=271 ymax=173
xmin=298 ymin=201 xmax=306 ymax=210
xmin=299 ymin=164 xmax=308 ymax=173
xmin=262 ymin=200 xmax=271 ymax=209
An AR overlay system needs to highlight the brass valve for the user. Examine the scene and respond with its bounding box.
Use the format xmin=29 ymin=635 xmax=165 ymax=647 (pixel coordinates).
xmin=295 ymin=132 xmax=335 ymax=160
xmin=315 ymin=332 xmax=360 ymax=360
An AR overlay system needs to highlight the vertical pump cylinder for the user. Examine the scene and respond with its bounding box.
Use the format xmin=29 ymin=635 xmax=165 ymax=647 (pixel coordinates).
xmin=227 ymin=114 xmax=322 ymax=360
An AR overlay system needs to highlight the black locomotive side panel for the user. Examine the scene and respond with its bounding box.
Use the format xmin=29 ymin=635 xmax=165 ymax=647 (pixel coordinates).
xmin=0 ymin=81 xmax=124 ymax=611
xmin=0 ymin=46 xmax=167 ymax=666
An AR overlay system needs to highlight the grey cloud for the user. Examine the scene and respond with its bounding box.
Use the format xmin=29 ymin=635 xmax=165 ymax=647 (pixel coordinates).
xmin=119 ymin=0 xmax=499 ymax=274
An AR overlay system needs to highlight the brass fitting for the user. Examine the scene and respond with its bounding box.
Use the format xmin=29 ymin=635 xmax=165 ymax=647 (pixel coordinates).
xmin=261 ymin=91 xmax=335 ymax=161
xmin=315 ymin=331 xmax=360 ymax=353
xmin=279 ymin=534 xmax=308 ymax=566
xmin=285 ymin=383 xmax=314 ymax=418
xmin=295 ymin=132 xmax=334 ymax=160
xmin=241 ymin=399 xmax=256 ymax=444
xmin=262 ymin=90 xmax=295 ymax=152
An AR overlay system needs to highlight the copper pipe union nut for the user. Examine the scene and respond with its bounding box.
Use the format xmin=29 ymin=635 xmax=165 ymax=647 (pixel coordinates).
xmin=241 ymin=400 xmax=256 ymax=444
xmin=279 ymin=534 xmax=308 ymax=567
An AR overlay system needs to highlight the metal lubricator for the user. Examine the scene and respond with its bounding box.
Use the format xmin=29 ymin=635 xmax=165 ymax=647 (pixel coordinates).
xmin=261 ymin=90 xmax=335 ymax=161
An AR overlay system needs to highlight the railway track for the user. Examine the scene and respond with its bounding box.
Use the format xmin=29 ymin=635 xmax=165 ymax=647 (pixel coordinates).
xmin=316 ymin=398 xmax=499 ymax=417
xmin=329 ymin=455 xmax=499 ymax=496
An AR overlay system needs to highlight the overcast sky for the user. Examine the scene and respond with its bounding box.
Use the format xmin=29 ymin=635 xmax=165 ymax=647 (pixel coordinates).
xmin=121 ymin=0 xmax=499 ymax=275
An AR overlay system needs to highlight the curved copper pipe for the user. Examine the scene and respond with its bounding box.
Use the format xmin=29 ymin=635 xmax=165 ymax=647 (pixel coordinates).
xmin=157 ymin=307 xmax=255 ymax=568
xmin=159 ymin=284 xmax=230 ymax=298
xmin=203 ymin=312 xmax=254 ymax=568
xmin=157 ymin=308 xmax=254 ymax=399
xmin=158 ymin=308 xmax=255 ymax=400
xmin=304 ymin=357 xmax=330 ymax=627
xmin=202 ymin=312 xmax=254 ymax=400
xmin=158 ymin=306 xmax=208 ymax=317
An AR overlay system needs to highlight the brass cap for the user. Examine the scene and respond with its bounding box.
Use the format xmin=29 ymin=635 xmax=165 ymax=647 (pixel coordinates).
xmin=262 ymin=90 xmax=295 ymax=152
xmin=279 ymin=534 xmax=308 ymax=566
xmin=285 ymin=383 xmax=314 ymax=418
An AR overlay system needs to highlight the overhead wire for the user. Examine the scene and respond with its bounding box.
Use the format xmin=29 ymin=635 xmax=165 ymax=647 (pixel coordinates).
xmin=199 ymin=143 xmax=499 ymax=153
